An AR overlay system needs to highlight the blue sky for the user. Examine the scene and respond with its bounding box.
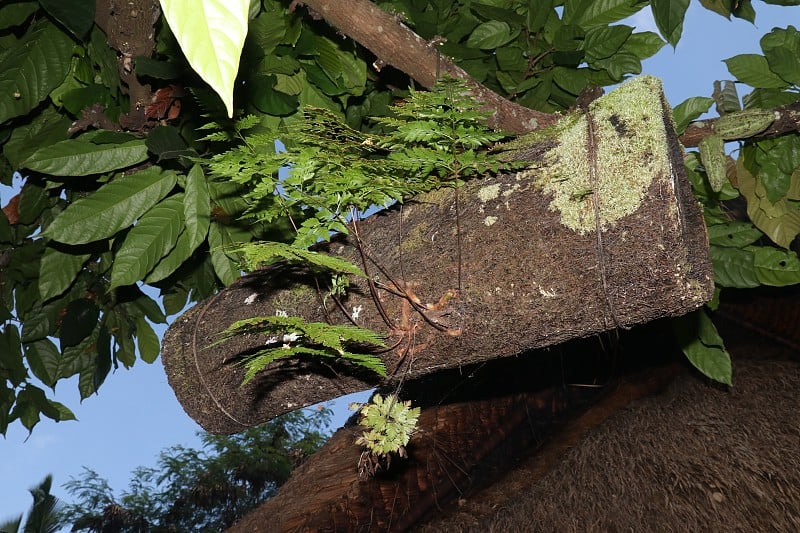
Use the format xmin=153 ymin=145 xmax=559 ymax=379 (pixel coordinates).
xmin=2 ymin=1 xmax=797 ymax=521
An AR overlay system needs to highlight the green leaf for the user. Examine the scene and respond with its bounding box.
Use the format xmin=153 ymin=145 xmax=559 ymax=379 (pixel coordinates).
xmin=0 ymin=326 xmax=25 ymax=386
xmin=39 ymin=247 xmax=90 ymax=301
xmin=760 ymin=26 xmax=800 ymax=86
xmin=22 ymin=136 xmax=149 ymax=176
xmin=713 ymin=80 xmax=741 ymax=114
xmin=25 ymin=339 xmax=60 ymax=389
xmin=724 ymin=54 xmax=790 ymax=89
xmin=146 ymin=125 xmax=195 ymax=161
xmin=247 ymin=75 xmax=299 ymax=115
xmin=17 ymin=182 xmax=48 ymax=225
xmin=160 ymin=0 xmax=250 ymax=117
xmin=650 ymin=0 xmax=689 ymax=47
xmin=44 ymin=167 xmax=177 ymax=245
xmin=743 ymin=88 xmax=800 ymax=110
xmin=707 ymin=222 xmax=763 ymax=248
xmin=46 ymin=400 xmax=76 ymax=422
xmin=183 ymin=165 xmax=211 ymax=250
xmin=22 ymin=305 xmax=52 ymax=343
xmin=466 ymin=20 xmax=517 ymax=49
xmin=674 ymin=310 xmax=732 ymax=385
xmin=208 ymin=223 xmax=240 ymax=286
xmin=0 ymin=19 xmax=73 ymax=124
xmin=552 ymin=67 xmax=588 ymax=96
xmin=145 ymin=229 xmax=193 ymax=283
xmin=60 ymin=299 xmax=100 ymax=348
xmin=672 ymin=96 xmax=714 ymax=135
xmin=709 ymin=246 xmax=760 ymax=288
xmin=699 ymin=0 xmax=732 ymax=18
xmin=583 ymin=25 xmax=633 ymax=60
xmin=563 ymin=0 xmax=644 ymax=27
xmin=39 ymin=0 xmax=95 ymax=39
xmin=590 ymin=50 xmax=641 ymax=81
xmin=110 ymin=194 xmax=185 ymax=289
xmin=623 ymin=31 xmax=666 ymax=60
xmin=752 ymin=246 xmax=800 ymax=286
xmin=3 ymin=107 xmax=72 ymax=168
xmin=136 ymin=317 xmax=160 ymax=363
xmin=0 ymin=1 xmax=38 ymax=29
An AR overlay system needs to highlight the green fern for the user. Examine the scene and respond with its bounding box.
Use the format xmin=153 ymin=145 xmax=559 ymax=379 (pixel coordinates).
xmin=213 ymin=314 xmax=387 ymax=383
xmin=205 ymin=76 xmax=511 ymax=383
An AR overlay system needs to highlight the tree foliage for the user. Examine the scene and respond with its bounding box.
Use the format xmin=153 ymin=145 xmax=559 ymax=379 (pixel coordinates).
xmin=0 ymin=474 xmax=65 ymax=533
xmin=2 ymin=0 xmax=800 ymax=435
xmin=60 ymin=407 xmax=331 ymax=532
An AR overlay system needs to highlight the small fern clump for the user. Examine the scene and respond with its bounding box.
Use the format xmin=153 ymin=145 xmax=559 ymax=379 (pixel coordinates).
xmin=351 ymin=393 xmax=421 ymax=476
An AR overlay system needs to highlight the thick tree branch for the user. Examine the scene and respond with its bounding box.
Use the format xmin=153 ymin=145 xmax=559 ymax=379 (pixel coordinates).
xmin=296 ymin=0 xmax=558 ymax=133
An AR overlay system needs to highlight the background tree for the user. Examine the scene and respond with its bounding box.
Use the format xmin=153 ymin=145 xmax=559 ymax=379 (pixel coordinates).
xmin=59 ymin=407 xmax=330 ymax=532
xmin=2 ymin=0 xmax=800 ymax=436
xmin=0 ymin=474 xmax=65 ymax=533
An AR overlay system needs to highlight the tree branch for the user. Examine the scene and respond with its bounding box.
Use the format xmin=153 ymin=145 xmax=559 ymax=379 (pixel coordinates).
xmin=679 ymin=101 xmax=800 ymax=147
xmin=296 ymin=0 xmax=558 ymax=133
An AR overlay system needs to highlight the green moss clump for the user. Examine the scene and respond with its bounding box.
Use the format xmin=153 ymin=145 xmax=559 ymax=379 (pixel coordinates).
xmin=519 ymin=76 xmax=671 ymax=233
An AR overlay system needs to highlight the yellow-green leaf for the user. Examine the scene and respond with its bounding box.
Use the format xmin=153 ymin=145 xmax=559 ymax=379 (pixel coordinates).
xmin=159 ymin=0 xmax=250 ymax=117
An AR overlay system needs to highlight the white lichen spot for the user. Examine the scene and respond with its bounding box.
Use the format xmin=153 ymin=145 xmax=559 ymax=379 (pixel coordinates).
xmin=275 ymin=309 xmax=288 ymax=317
xmin=484 ymin=215 xmax=498 ymax=226
xmin=538 ymin=286 xmax=558 ymax=298
xmin=478 ymin=183 xmax=501 ymax=203
xmin=244 ymin=292 xmax=258 ymax=305
xmin=352 ymin=305 xmax=364 ymax=320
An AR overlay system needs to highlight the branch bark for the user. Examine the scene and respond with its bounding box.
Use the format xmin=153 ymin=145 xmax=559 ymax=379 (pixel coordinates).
xmin=161 ymin=78 xmax=713 ymax=435
xmin=296 ymin=0 xmax=558 ymax=134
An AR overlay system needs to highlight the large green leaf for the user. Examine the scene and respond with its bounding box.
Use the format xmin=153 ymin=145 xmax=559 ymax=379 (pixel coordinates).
xmin=3 ymin=108 xmax=72 ymax=168
xmin=22 ymin=136 xmax=148 ymax=176
xmin=159 ymin=0 xmax=250 ymax=117
xmin=707 ymin=222 xmax=763 ymax=248
xmin=709 ymin=246 xmax=760 ymax=287
xmin=724 ymin=54 xmax=790 ymax=89
xmin=0 ymin=2 xmax=38 ymax=30
xmin=39 ymin=247 xmax=90 ymax=301
xmin=208 ymin=222 xmax=240 ymax=286
xmin=25 ymin=339 xmax=60 ymax=389
xmin=583 ymin=25 xmax=633 ymax=60
xmin=650 ymin=0 xmax=689 ymax=47
xmin=60 ymin=299 xmax=100 ymax=348
xmin=145 ymin=228 xmax=193 ymax=283
xmin=672 ymin=96 xmax=714 ymax=135
xmin=466 ymin=21 xmax=517 ymax=49
xmin=674 ymin=310 xmax=732 ymax=386
xmin=760 ymin=26 xmax=800 ymax=86
xmin=39 ymin=0 xmax=95 ymax=39
xmin=44 ymin=167 xmax=177 ymax=245
xmin=0 ymin=19 xmax=74 ymax=124
xmin=622 ymin=31 xmax=666 ymax=60
xmin=752 ymin=246 xmax=800 ymax=286
xmin=135 ymin=317 xmax=160 ymax=363
xmin=563 ymin=0 xmax=643 ymax=27
xmin=110 ymin=194 xmax=185 ymax=289
xmin=0 ymin=326 xmax=25 ymax=386
xmin=699 ymin=0 xmax=732 ymax=18
xmin=184 ymin=165 xmax=211 ymax=250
